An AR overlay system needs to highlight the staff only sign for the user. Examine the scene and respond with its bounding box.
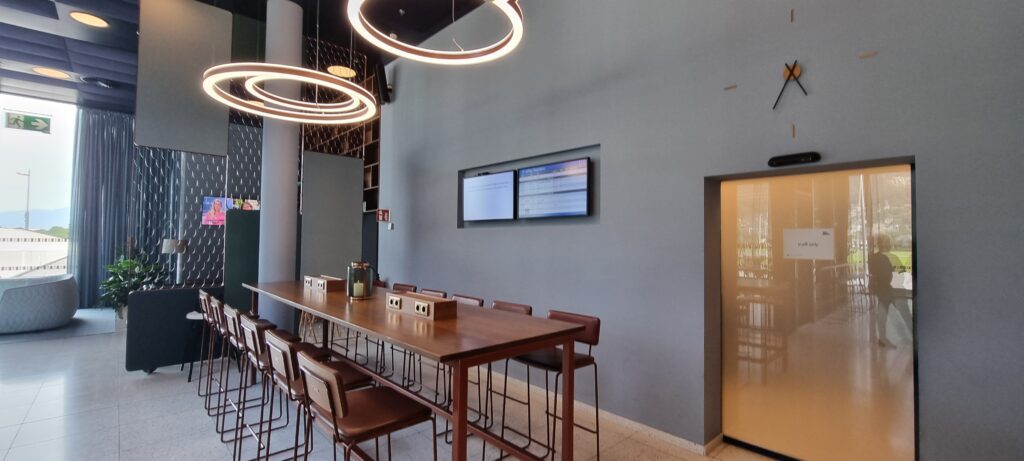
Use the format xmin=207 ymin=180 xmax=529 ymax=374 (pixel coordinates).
xmin=783 ymin=228 xmax=836 ymax=260
xmin=5 ymin=111 xmax=51 ymax=134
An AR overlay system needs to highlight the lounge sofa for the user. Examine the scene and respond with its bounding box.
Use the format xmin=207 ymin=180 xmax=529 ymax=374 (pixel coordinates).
xmin=0 ymin=274 xmax=79 ymax=334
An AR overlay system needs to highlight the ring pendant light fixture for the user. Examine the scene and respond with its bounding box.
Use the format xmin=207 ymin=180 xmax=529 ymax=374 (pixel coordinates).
xmin=202 ymin=63 xmax=377 ymax=124
xmin=347 ymin=0 xmax=524 ymax=66
xmin=201 ymin=0 xmax=377 ymax=125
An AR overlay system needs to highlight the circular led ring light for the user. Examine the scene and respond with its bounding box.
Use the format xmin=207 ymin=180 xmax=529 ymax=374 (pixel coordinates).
xmin=347 ymin=0 xmax=524 ymax=66
xmin=202 ymin=63 xmax=377 ymax=125
xmin=244 ymin=77 xmax=359 ymax=114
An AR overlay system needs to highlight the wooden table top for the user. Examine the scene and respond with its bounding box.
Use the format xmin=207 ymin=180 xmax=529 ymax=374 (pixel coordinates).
xmin=244 ymin=281 xmax=584 ymax=362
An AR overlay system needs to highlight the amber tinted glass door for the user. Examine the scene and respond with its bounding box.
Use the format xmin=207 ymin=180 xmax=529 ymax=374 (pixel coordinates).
xmin=721 ymin=165 xmax=914 ymax=460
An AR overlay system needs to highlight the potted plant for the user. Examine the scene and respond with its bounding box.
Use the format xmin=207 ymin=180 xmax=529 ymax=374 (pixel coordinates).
xmin=99 ymin=256 xmax=165 ymax=319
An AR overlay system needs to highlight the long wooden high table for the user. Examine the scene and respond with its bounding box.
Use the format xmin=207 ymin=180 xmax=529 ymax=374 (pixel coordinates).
xmin=244 ymin=281 xmax=583 ymax=461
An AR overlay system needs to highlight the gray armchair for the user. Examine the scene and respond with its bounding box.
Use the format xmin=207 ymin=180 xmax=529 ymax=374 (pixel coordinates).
xmin=0 ymin=274 xmax=79 ymax=334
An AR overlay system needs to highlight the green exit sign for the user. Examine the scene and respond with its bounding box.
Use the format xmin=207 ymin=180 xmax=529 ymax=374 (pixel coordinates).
xmin=5 ymin=111 xmax=51 ymax=134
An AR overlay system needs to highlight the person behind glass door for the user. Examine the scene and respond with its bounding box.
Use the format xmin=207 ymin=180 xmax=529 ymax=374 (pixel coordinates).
xmin=869 ymin=233 xmax=897 ymax=347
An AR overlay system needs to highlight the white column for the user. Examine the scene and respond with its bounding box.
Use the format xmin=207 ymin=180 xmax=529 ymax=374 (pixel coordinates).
xmin=257 ymin=0 xmax=303 ymax=330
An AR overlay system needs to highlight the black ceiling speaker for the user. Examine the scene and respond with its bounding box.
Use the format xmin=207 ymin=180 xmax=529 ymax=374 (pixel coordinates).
xmin=769 ymin=151 xmax=821 ymax=168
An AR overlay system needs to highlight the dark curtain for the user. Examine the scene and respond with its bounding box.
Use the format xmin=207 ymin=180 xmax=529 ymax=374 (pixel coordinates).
xmin=68 ymin=109 xmax=133 ymax=308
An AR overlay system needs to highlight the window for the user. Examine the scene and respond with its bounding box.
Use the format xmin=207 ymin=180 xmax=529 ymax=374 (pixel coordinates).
xmin=0 ymin=94 xmax=77 ymax=279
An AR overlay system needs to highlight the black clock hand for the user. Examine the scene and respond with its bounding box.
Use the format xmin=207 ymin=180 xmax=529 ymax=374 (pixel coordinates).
xmin=772 ymin=78 xmax=791 ymax=110
xmin=786 ymin=61 xmax=808 ymax=96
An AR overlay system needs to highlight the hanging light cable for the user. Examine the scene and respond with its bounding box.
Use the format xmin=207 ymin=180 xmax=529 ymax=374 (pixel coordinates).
xmin=347 ymin=0 xmax=524 ymax=66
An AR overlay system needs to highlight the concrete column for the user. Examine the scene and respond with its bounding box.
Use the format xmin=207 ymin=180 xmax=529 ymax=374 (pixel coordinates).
xmin=257 ymin=0 xmax=302 ymax=330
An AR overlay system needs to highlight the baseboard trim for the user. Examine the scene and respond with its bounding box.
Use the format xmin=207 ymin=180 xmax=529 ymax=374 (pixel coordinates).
xmin=490 ymin=370 xmax=719 ymax=456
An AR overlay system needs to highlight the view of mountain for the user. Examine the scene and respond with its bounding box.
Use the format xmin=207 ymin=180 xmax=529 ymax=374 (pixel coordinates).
xmin=0 ymin=207 xmax=71 ymax=230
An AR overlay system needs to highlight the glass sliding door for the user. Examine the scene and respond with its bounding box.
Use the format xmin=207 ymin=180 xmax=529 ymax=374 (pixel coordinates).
xmin=721 ymin=165 xmax=914 ymax=460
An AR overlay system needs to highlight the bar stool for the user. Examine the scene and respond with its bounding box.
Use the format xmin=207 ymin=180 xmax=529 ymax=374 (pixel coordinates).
xmin=485 ymin=301 xmax=537 ymax=456
xmin=514 ymin=310 xmax=601 ymax=460
xmin=182 ymin=311 xmax=204 ymax=380
xmin=396 ymin=288 xmax=446 ymax=392
xmin=195 ymin=290 xmax=219 ymax=399
xmin=223 ymin=306 xmax=279 ymax=450
xmin=235 ymin=313 xmax=285 ymax=460
xmin=207 ymin=297 xmax=247 ymax=419
xmin=264 ymin=330 xmax=373 ymax=460
xmin=296 ymin=350 xmax=438 ymax=461
xmin=220 ymin=304 xmax=290 ymax=448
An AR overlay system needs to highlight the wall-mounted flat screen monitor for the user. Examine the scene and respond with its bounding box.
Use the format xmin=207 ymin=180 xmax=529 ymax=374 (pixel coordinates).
xmin=201 ymin=196 xmax=233 ymax=226
xmin=517 ymin=158 xmax=590 ymax=219
xmin=462 ymin=170 xmax=516 ymax=222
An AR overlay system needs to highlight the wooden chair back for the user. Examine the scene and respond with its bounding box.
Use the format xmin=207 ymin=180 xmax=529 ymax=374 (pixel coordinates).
xmin=548 ymin=309 xmax=601 ymax=346
xmin=493 ymin=300 xmax=533 ymax=316
xmin=222 ymin=304 xmax=242 ymax=339
xmin=238 ymin=314 xmax=264 ymax=355
xmin=392 ymin=283 xmax=417 ymax=292
xmin=421 ymin=288 xmax=447 ymax=298
xmin=452 ymin=294 xmax=484 ymax=306
xmin=265 ymin=329 xmax=296 ymax=381
xmin=198 ymin=290 xmax=212 ymax=322
xmin=297 ymin=350 xmax=348 ymax=419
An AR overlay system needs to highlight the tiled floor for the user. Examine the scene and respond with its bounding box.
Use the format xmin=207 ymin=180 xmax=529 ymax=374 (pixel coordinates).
xmin=0 ymin=324 xmax=769 ymax=461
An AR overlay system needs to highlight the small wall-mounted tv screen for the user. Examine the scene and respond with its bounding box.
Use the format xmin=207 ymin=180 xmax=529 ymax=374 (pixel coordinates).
xmin=517 ymin=158 xmax=590 ymax=219
xmin=462 ymin=170 xmax=515 ymax=222
xmin=202 ymin=197 xmax=260 ymax=226
xmin=201 ymin=196 xmax=233 ymax=226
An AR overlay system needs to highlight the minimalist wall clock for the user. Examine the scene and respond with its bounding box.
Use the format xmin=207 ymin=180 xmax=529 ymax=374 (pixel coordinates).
xmin=772 ymin=60 xmax=807 ymax=110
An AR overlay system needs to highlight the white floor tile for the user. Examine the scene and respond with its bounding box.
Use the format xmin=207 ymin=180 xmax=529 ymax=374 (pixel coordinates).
xmin=0 ymin=425 xmax=19 ymax=452
xmin=4 ymin=430 xmax=119 ymax=461
xmin=0 ymin=324 xmax=771 ymax=461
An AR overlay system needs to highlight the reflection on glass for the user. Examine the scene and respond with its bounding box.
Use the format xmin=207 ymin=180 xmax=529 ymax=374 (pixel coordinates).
xmin=721 ymin=165 xmax=914 ymax=460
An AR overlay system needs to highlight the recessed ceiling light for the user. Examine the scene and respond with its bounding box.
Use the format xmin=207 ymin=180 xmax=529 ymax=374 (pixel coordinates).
xmin=70 ymin=11 xmax=109 ymax=28
xmin=32 ymin=67 xmax=71 ymax=79
xmin=327 ymin=65 xmax=357 ymax=78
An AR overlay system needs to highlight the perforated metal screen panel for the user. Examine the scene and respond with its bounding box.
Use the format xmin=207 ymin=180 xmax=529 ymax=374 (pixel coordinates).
xmin=127 ymin=37 xmax=373 ymax=287
xmin=129 ymin=114 xmax=263 ymax=286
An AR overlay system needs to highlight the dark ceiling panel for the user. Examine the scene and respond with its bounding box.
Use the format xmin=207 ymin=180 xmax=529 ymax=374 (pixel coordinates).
xmin=1 ymin=0 xmax=487 ymax=113
xmin=0 ymin=38 xmax=69 ymax=63
xmin=0 ymin=0 xmax=59 ymax=19
xmin=65 ymin=39 xmax=137 ymax=66
xmin=0 ymin=22 xmax=68 ymax=48
xmin=0 ymin=50 xmax=71 ymax=73
xmin=0 ymin=0 xmax=137 ymax=112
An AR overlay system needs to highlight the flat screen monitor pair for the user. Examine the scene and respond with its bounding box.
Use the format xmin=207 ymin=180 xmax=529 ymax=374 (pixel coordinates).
xmin=462 ymin=157 xmax=590 ymax=222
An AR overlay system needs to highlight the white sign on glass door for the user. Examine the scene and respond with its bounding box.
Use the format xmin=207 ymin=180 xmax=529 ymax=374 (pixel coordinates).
xmin=783 ymin=228 xmax=835 ymax=260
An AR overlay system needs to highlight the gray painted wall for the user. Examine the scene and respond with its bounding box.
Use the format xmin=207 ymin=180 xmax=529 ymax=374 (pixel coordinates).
xmin=378 ymin=0 xmax=1024 ymax=457
xmin=135 ymin=0 xmax=230 ymax=156
xmin=300 ymin=152 xmax=364 ymax=278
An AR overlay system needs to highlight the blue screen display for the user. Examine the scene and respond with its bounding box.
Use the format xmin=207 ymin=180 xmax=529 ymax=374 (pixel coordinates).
xmin=517 ymin=158 xmax=589 ymax=218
